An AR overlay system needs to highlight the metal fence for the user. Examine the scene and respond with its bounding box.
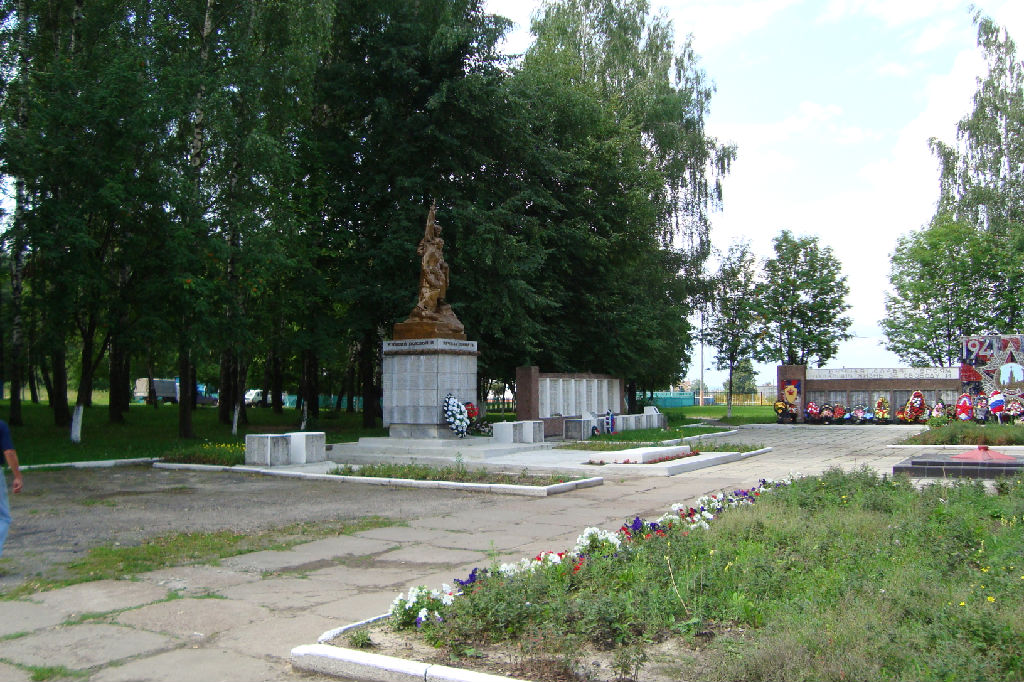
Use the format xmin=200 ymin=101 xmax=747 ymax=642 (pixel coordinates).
xmin=652 ymin=391 xmax=770 ymax=408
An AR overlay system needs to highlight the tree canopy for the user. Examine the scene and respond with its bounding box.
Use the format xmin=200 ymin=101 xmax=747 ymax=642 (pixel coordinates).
xmin=885 ymin=13 xmax=1023 ymax=359
xmin=756 ymin=230 xmax=852 ymax=367
xmin=0 ymin=0 xmax=732 ymax=432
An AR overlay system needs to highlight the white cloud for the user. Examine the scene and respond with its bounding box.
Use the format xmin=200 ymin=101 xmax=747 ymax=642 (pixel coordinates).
xmin=912 ymin=18 xmax=962 ymax=53
xmin=877 ymin=61 xmax=912 ymax=77
xmin=818 ymin=0 xmax=964 ymax=27
xmin=659 ymin=0 xmax=803 ymax=52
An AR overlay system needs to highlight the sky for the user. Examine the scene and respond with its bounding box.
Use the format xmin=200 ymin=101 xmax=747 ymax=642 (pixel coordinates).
xmin=482 ymin=0 xmax=1024 ymax=390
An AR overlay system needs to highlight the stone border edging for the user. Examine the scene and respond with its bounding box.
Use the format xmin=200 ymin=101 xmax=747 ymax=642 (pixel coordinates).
xmin=292 ymin=642 xmax=516 ymax=682
xmin=680 ymin=428 xmax=739 ymax=440
xmin=295 ymin=615 xmax=519 ymax=682
xmin=21 ymin=457 xmax=161 ymax=471
xmin=590 ymin=447 xmax=771 ymax=476
xmin=152 ymin=462 xmax=603 ymax=497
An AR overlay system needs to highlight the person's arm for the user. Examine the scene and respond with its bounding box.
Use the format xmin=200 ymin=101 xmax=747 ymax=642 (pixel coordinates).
xmin=3 ymin=449 xmax=22 ymax=494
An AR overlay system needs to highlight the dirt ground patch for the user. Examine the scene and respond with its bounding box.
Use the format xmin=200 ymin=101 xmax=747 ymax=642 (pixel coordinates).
xmin=0 ymin=465 xmax=493 ymax=593
xmin=328 ymin=620 xmax=719 ymax=681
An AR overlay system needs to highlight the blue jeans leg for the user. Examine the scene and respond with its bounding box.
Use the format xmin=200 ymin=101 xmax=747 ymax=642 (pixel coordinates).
xmin=0 ymin=470 xmax=9 ymax=557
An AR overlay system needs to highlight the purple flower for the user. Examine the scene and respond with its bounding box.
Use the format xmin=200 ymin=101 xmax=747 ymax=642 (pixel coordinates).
xmin=454 ymin=567 xmax=480 ymax=586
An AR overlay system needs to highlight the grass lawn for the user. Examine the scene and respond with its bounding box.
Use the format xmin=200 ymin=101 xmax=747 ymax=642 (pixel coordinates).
xmin=662 ymin=405 xmax=776 ymax=425
xmin=388 ymin=468 xmax=1024 ymax=681
xmin=4 ymin=401 xmax=386 ymax=467
xmin=900 ymin=419 xmax=1024 ymax=446
xmin=328 ymin=460 xmax=581 ymax=485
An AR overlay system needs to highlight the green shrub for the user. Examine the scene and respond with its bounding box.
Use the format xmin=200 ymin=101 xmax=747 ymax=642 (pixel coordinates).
xmin=400 ymin=468 xmax=1024 ymax=681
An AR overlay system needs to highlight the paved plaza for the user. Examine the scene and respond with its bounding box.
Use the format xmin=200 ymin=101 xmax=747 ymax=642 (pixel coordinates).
xmin=0 ymin=425 xmax=926 ymax=681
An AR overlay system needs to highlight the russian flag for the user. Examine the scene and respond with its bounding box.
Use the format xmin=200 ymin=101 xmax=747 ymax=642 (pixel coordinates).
xmin=990 ymin=390 xmax=1005 ymax=414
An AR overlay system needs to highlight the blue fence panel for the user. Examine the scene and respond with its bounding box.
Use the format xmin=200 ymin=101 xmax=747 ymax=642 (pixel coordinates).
xmin=652 ymin=392 xmax=696 ymax=408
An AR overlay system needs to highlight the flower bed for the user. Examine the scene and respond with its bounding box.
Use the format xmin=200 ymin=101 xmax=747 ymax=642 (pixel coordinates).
xmin=313 ymin=470 xmax=1024 ymax=682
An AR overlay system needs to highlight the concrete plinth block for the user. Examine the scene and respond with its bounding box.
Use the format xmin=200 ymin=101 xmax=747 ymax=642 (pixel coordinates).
xmin=288 ymin=431 xmax=327 ymax=464
xmin=492 ymin=422 xmax=514 ymax=443
xmin=245 ymin=434 xmax=290 ymax=466
xmin=528 ymin=421 xmax=545 ymax=443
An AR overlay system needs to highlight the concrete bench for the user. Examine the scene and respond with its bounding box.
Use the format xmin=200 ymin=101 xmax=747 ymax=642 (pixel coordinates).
xmin=245 ymin=432 xmax=326 ymax=466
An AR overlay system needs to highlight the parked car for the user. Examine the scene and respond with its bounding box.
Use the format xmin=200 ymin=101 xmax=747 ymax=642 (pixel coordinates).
xmin=244 ymin=389 xmax=263 ymax=407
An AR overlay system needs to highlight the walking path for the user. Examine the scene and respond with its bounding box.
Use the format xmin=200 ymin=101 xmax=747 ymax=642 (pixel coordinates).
xmin=0 ymin=425 xmax=924 ymax=681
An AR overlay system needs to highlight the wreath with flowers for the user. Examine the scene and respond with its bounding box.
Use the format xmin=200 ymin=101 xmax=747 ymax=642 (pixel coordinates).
xmin=442 ymin=393 xmax=470 ymax=438
xmin=903 ymin=390 xmax=927 ymax=423
xmin=874 ymin=396 xmax=890 ymax=422
xmin=805 ymin=401 xmax=820 ymax=422
xmin=1005 ymin=397 xmax=1024 ymax=419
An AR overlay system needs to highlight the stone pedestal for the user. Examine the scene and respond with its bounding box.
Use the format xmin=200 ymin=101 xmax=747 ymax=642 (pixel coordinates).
xmin=382 ymin=338 xmax=478 ymax=439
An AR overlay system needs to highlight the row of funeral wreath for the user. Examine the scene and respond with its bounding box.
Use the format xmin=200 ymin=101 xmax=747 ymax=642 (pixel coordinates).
xmin=774 ymin=389 xmax=1024 ymax=425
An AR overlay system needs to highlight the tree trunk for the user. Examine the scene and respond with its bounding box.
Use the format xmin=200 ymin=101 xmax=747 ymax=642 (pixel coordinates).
xmin=39 ymin=357 xmax=53 ymax=402
xmin=302 ymin=349 xmax=320 ymax=419
xmin=76 ymin=322 xmax=110 ymax=410
xmin=28 ymin=366 xmax=38 ymax=404
xmin=147 ymin=358 xmax=158 ymax=407
xmin=359 ymin=334 xmax=378 ymax=428
xmin=726 ymin=362 xmax=735 ymax=419
xmin=238 ymin=359 xmax=249 ymax=425
xmin=218 ymin=350 xmax=234 ymax=424
xmin=270 ymin=350 xmax=284 ymax=413
xmin=177 ymin=346 xmax=194 ymax=438
xmin=344 ymin=362 xmax=356 ymax=413
xmin=50 ymin=348 xmax=72 ymax=427
xmin=107 ymin=338 xmax=130 ymax=423
xmin=7 ymin=0 xmax=31 ymax=426
xmin=8 ymin=212 xmax=26 ymax=427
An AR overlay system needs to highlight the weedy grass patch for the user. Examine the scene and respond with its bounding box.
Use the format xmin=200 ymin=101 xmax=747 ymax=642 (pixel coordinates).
xmin=2 ymin=516 xmax=398 ymax=599
xmin=386 ymin=468 xmax=1024 ymax=681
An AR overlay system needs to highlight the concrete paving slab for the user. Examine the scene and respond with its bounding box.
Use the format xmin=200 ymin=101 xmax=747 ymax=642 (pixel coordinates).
xmin=215 ymin=612 xmax=339 ymax=659
xmin=309 ymin=591 xmax=396 ymax=624
xmin=285 ymin=535 xmax=397 ymax=558
xmin=0 ymin=660 xmax=31 ymax=682
xmin=137 ymin=565 xmax=260 ymax=595
xmin=0 ymin=623 xmax=176 ymax=669
xmin=219 ymin=577 xmax=339 ymax=611
xmin=354 ymin=526 xmax=451 ymax=543
xmin=218 ymin=549 xmax=329 ymax=574
xmin=0 ymin=599 xmax=68 ymax=637
xmin=90 ymin=647 xmax=287 ymax=682
xmin=116 ymin=597 xmax=271 ymax=639
xmin=374 ymin=545 xmax=486 ymax=566
xmin=428 ymin=529 xmax=538 ymax=552
xmin=217 ymin=536 xmax=399 ymax=575
xmin=27 ymin=580 xmax=170 ymax=618
xmin=304 ymin=565 xmax=422 ymax=590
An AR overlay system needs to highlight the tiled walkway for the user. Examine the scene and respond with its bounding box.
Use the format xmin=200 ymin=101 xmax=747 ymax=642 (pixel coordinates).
xmin=0 ymin=424 xmax=925 ymax=681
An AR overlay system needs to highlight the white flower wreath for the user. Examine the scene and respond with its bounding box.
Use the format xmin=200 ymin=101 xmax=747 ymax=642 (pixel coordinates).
xmin=442 ymin=393 xmax=470 ymax=438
